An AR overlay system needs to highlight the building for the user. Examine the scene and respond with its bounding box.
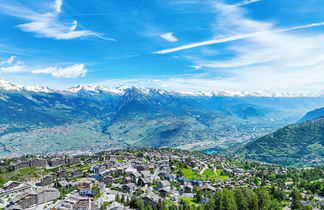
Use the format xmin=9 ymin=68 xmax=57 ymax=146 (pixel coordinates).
xmin=12 ymin=161 xmax=29 ymax=171
xmin=65 ymin=157 xmax=80 ymax=165
xmin=12 ymin=187 xmax=59 ymax=209
xmin=54 ymin=179 xmax=71 ymax=189
xmin=49 ymin=158 xmax=65 ymax=167
xmin=29 ymin=159 xmax=47 ymax=168
xmin=184 ymin=183 xmax=193 ymax=193
xmin=41 ymin=175 xmax=53 ymax=186
xmin=71 ymin=169 xmax=83 ymax=177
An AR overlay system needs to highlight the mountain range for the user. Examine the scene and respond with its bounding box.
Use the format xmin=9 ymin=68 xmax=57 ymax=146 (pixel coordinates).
xmin=0 ymin=79 xmax=324 ymax=163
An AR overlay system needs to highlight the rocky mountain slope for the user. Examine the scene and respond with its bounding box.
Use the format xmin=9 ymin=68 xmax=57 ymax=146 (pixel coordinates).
xmin=0 ymin=79 xmax=324 ymax=157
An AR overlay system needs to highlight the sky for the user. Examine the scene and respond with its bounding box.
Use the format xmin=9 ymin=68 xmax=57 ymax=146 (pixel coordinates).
xmin=0 ymin=0 xmax=324 ymax=93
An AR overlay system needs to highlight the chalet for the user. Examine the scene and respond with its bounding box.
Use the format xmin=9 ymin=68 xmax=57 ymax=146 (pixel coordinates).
xmin=158 ymin=187 xmax=170 ymax=198
xmin=73 ymin=198 xmax=98 ymax=209
xmin=136 ymin=164 xmax=149 ymax=171
xmin=130 ymin=171 xmax=141 ymax=183
xmin=95 ymin=182 xmax=106 ymax=193
xmin=184 ymin=183 xmax=193 ymax=193
xmin=94 ymin=165 xmax=106 ymax=174
xmin=56 ymin=170 xmax=67 ymax=178
xmin=2 ymin=181 xmax=22 ymax=191
xmin=164 ymin=174 xmax=176 ymax=182
xmin=157 ymin=180 xmax=171 ymax=189
xmin=40 ymin=175 xmax=53 ymax=186
xmin=178 ymin=177 xmax=188 ymax=185
xmin=78 ymin=188 xmax=94 ymax=197
xmin=83 ymin=178 xmax=96 ymax=188
xmin=103 ymin=175 xmax=113 ymax=185
xmin=201 ymin=184 xmax=216 ymax=192
xmin=141 ymin=192 xmax=160 ymax=208
xmin=140 ymin=171 xmax=151 ymax=178
xmin=122 ymin=183 xmax=135 ymax=193
xmin=71 ymin=169 xmax=83 ymax=177
xmin=54 ymin=179 xmax=71 ymax=189
xmin=138 ymin=177 xmax=153 ymax=187
xmin=123 ymin=176 xmax=132 ymax=184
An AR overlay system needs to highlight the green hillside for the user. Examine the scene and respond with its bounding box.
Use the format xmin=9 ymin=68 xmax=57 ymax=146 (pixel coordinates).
xmin=233 ymin=117 xmax=324 ymax=167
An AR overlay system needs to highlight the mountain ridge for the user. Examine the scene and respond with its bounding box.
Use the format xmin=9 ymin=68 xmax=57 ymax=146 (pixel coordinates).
xmin=231 ymin=116 xmax=324 ymax=167
xmin=298 ymin=107 xmax=324 ymax=123
xmin=0 ymin=78 xmax=324 ymax=160
xmin=1 ymin=78 xmax=323 ymax=98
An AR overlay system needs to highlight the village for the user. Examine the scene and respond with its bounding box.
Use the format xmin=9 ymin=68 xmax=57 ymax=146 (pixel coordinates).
xmin=0 ymin=149 xmax=323 ymax=210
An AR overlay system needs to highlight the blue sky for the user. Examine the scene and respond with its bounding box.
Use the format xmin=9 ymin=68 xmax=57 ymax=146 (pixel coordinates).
xmin=0 ymin=0 xmax=324 ymax=93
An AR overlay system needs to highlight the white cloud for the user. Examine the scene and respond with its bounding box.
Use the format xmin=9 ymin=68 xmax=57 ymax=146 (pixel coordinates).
xmin=32 ymin=64 xmax=87 ymax=78
xmin=0 ymin=0 xmax=115 ymax=40
xmin=154 ymin=22 xmax=324 ymax=54
xmin=160 ymin=32 xmax=178 ymax=42
xmin=151 ymin=1 xmax=324 ymax=93
xmin=0 ymin=56 xmax=24 ymax=72
xmin=0 ymin=65 xmax=24 ymax=72
xmin=55 ymin=0 xmax=62 ymax=13
xmin=236 ymin=0 xmax=263 ymax=7
xmin=191 ymin=65 xmax=202 ymax=70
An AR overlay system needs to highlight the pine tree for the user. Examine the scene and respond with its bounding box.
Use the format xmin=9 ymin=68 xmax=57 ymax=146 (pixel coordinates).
xmin=234 ymin=187 xmax=249 ymax=210
xmin=243 ymin=188 xmax=258 ymax=210
xmin=214 ymin=190 xmax=224 ymax=210
xmin=257 ymin=188 xmax=271 ymax=210
xmin=115 ymin=193 xmax=120 ymax=203
xmin=222 ymin=189 xmax=237 ymax=210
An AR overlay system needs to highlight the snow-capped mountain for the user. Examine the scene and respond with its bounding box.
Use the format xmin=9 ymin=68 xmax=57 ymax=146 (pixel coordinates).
xmin=0 ymin=79 xmax=23 ymax=91
xmin=0 ymin=78 xmax=323 ymax=97
xmin=0 ymin=78 xmax=324 ymax=157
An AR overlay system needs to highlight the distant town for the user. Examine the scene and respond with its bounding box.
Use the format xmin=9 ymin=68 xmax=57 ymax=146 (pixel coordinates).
xmin=0 ymin=148 xmax=323 ymax=210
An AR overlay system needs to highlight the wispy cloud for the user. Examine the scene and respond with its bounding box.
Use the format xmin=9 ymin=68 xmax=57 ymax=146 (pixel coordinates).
xmin=235 ymin=0 xmax=263 ymax=7
xmin=0 ymin=56 xmax=24 ymax=72
xmin=55 ymin=0 xmax=62 ymax=13
xmin=32 ymin=64 xmax=87 ymax=78
xmin=160 ymin=32 xmax=178 ymax=42
xmin=149 ymin=0 xmax=324 ymax=93
xmin=0 ymin=0 xmax=115 ymax=40
xmin=154 ymin=22 xmax=324 ymax=54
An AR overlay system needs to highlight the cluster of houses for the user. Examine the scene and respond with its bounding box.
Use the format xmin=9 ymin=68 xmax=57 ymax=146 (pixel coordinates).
xmin=0 ymin=149 xmax=322 ymax=209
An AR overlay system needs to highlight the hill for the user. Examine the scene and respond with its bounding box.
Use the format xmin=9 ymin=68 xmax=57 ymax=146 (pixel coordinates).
xmin=298 ymin=107 xmax=324 ymax=123
xmin=232 ymin=117 xmax=324 ymax=167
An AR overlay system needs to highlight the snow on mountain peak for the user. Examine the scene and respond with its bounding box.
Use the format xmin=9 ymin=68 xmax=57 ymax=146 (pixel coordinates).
xmin=0 ymin=79 xmax=322 ymax=97
xmin=23 ymin=85 xmax=55 ymax=93
xmin=0 ymin=79 xmax=23 ymax=91
xmin=68 ymin=84 xmax=125 ymax=95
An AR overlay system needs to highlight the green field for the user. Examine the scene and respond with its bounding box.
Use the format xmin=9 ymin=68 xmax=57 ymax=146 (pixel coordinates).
xmin=179 ymin=197 xmax=199 ymax=206
xmin=180 ymin=167 xmax=229 ymax=182
xmin=0 ymin=167 xmax=47 ymax=187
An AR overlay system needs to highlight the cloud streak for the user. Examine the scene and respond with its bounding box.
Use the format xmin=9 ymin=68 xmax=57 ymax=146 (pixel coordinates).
xmin=236 ymin=0 xmax=263 ymax=6
xmin=0 ymin=0 xmax=115 ymax=40
xmin=154 ymin=22 xmax=324 ymax=54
